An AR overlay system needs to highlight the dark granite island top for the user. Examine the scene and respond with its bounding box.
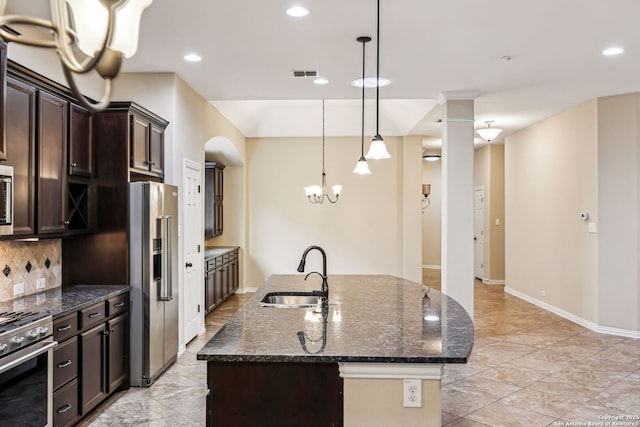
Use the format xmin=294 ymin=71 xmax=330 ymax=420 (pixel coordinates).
xmin=197 ymin=274 xmax=474 ymax=363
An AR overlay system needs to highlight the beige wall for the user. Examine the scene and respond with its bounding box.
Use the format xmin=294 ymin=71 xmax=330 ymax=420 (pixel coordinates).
xmin=421 ymin=160 xmax=442 ymax=267
xmin=244 ymin=136 xmax=421 ymax=287
xmin=597 ymin=94 xmax=640 ymax=331
xmin=505 ymin=100 xmax=599 ymax=323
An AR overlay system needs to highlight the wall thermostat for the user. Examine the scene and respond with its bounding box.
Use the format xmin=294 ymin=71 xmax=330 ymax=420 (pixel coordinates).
xmin=579 ymin=212 xmax=589 ymax=221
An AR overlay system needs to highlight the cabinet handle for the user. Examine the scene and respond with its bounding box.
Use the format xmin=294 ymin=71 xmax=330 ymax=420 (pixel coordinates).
xmin=63 ymin=220 xmax=70 ymax=225
xmin=149 ymin=161 xmax=155 ymax=166
xmin=88 ymin=312 xmax=101 ymax=318
xmin=114 ymin=302 xmax=125 ymax=308
xmin=71 ymin=162 xmax=78 ymax=168
xmin=58 ymin=360 xmax=72 ymax=368
xmin=104 ymin=329 xmax=110 ymax=336
xmin=57 ymin=324 xmax=71 ymax=332
xmin=57 ymin=404 xmax=72 ymax=414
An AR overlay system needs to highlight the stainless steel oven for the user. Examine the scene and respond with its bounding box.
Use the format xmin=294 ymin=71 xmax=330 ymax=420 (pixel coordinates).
xmin=0 ymin=312 xmax=56 ymax=426
xmin=0 ymin=164 xmax=13 ymax=235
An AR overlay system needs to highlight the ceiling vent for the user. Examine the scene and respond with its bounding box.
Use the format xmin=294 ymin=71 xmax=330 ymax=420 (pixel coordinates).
xmin=292 ymin=70 xmax=319 ymax=77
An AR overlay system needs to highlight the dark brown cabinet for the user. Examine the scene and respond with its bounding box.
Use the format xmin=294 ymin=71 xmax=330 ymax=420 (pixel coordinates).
xmin=68 ymin=103 xmax=93 ymax=177
xmin=204 ymin=248 xmax=239 ymax=313
xmin=52 ymin=294 xmax=128 ymax=426
xmin=126 ymin=106 xmax=167 ymax=178
xmin=4 ymin=77 xmax=36 ymax=236
xmin=37 ymin=91 xmax=68 ymax=235
xmin=205 ymin=162 xmax=224 ymax=237
xmin=0 ymin=42 xmax=6 ymax=161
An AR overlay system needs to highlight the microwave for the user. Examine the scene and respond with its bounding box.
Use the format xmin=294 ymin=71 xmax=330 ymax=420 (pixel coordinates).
xmin=0 ymin=165 xmax=13 ymax=236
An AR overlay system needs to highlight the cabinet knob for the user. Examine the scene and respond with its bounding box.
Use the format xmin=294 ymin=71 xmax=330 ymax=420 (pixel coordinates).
xmin=149 ymin=162 xmax=155 ymax=166
xmin=71 ymin=162 xmax=78 ymax=167
xmin=63 ymin=220 xmax=70 ymax=225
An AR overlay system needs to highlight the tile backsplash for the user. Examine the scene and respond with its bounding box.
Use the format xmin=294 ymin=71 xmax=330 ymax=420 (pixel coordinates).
xmin=0 ymin=239 xmax=62 ymax=302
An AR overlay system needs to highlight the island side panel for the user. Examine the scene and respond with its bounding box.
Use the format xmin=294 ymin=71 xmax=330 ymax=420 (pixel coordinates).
xmin=206 ymin=361 xmax=343 ymax=427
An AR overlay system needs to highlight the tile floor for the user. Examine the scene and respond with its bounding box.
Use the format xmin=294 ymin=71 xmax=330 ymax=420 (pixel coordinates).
xmin=80 ymin=271 xmax=640 ymax=426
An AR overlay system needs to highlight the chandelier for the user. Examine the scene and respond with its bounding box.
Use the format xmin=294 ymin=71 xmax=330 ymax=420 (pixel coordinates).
xmin=0 ymin=0 xmax=153 ymax=112
xmin=304 ymin=100 xmax=342 ymax=204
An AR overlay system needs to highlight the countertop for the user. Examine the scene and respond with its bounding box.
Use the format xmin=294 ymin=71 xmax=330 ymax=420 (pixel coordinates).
xmin=0 ymin=285 xmax=130 ymax=319
xmin=204 ymin=246 xmax=239 ymax=259
xmin=197 ymin=274 xmax=474 ymax=364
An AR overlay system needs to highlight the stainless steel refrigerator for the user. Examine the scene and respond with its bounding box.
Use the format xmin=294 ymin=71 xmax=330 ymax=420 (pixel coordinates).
xmin=129 ymin=181 xmax=179 ymax=387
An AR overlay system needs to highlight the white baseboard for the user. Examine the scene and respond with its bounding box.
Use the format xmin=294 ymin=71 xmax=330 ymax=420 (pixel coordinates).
xmin=482 ymin=278 xmax=505 ymax=285
xmin=236 ymin=287 xmax=258 ymax=293
xmin=504 ymin=286 xmax=640 ymax=339
xmin=177 ymin=344 xmax=186 ymax=356
xmin=422 ymin=265 xmax=441 ymax=270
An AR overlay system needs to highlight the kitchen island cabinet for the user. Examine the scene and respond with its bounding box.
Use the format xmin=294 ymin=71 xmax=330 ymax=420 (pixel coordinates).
xmin=197 ymin=274 xmax=474 ymax=426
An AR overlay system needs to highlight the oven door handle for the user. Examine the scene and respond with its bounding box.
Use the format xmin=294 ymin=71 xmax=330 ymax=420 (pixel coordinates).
xmin=0 ymin=340 xmax=58 ymax=375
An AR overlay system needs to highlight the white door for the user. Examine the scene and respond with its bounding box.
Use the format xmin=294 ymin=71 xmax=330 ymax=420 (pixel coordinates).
xmin=473 ymin=187 xmax=484 ymax=280
xmin=183 ymin=160 xmax=202 ymax=344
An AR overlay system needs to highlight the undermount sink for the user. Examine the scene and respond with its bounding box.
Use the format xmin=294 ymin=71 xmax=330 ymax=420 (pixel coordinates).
xmin=259 ymin=292 xmax=321 ymax=308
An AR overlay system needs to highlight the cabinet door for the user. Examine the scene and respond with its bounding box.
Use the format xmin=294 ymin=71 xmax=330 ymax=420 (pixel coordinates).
xmin=149 ymin=123 xmax=164 ymax=175
xmin=214 ymin=265 xmax=225 ymax=306
xmin=80 ymin=323 xmax=107 ymax=415
xmin=107 ymin=313 xmax=128 ymax=393
xmin=5 ymin=77 xmax=36 ymax=236
xmin=68 ymin=104 xmax=93 ymax=177
xmin=0 ymin=42 xmax=6 ymax=160
xmin=230 ymin=256 xmax=239 ymax=293
xmin=206 ymin=269 xmax=216 ymax=312
xmin=38 ymin=91 xmax=68 ymax=234
xmin=130 ymin=115 xmax=150 ymax=172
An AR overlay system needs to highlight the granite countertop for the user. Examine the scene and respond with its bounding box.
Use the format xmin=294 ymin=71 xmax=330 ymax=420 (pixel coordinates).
xmin=204 ymin=246 xmax=239 ymax=259
xmin=197 ymin=274 xmax=474 ymax=364
xmin=0 ymin=285 xmax=129 ymax=319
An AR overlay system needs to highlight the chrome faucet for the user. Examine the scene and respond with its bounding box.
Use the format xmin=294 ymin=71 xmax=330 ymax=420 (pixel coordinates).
xmin=296 ymin=245 xmax=329 ymax=300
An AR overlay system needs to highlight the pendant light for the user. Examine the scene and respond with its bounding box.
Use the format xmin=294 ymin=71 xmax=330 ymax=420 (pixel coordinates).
xmin=365 ymin=0 xmax=391 ymax=160
xmin=353 ymin=36 xmax=372 ymax=175
xmin=304 ymin=100 xmax=342 ymax=204
xmin=476 ymin=121 xmax=503 ymax=142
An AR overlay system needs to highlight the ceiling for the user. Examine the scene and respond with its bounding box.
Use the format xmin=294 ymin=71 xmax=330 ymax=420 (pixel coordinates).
xmin=5 ymin=0 xmax=640 ymax=147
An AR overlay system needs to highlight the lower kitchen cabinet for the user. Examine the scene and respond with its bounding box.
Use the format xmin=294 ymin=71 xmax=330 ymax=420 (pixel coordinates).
xmin=204 ymin=248 xmax=239 ymax=313
xmin=52 ymin=293 xmax=129 ymax=426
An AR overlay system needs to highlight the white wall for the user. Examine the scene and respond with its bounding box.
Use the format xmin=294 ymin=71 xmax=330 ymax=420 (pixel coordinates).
xmin=244 ymin=136 xmax=418 ymax=287
xmin=505 ymin=100 xmax=599 ymax=323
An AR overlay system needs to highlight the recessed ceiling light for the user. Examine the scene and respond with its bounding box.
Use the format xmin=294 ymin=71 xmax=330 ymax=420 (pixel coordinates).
xmin=286 ymin=6 xmax=309 ymax=17
xmin=313 ymin=77 xmax=329 ymax=85
xmin=603 ymin=46 xmax=624 ymax=56
xmin=184 ymin=53 xmax=202 ymax=62
xmin=351 ymin=77 xmax=391 ymax=88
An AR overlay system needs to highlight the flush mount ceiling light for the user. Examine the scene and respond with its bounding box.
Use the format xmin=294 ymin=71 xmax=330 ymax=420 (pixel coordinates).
xmin=304 ymin=100 xmax=342 ymax=204
xmin=0 ymin=0 xmax=153 ymax=112
xmin=365 ymin=0 xmax=390 ymax=160
xmin=184 ymin=53 xmax=202 ymax=62
xmin=422 ymin=153 xmax=441 ymax=162
xmin=602 ymin=46 xmax=624 ymax=56
xmin=286 ymin=6 xmax=309 ymax=17
xmin=313 ymin=77 xmax=329 ymax=85
xmin=353 ymin=36 xmax=372 ymax=175
xmin=476 ymin=121 xmax=503 ymax=142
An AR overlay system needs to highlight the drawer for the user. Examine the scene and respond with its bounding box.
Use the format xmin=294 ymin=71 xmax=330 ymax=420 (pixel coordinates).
xmin=107 ymin=294 xmax=128 ymax=317
xmin=53 ymin=378 xmax=79 ymax=427
xmin=222 ymin=253 xmax=229 ymax=263
xmin=215 ymin=255 xmax=223 ymax=266
xmin=53 ymin=337 xmax=78 ymax=390
xmin=53 ymin=313 xmax=79 ymax=342
xmin=80 ymin=302 xmax=105 ymax=331
xmin=205 ymin=257 xmax=215 ymax=271
xmin=230 ymin=250 xmax=238 ymax=260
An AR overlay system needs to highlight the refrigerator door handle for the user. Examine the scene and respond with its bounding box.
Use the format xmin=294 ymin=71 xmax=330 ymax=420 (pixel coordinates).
xmin=165 ymin=215 xmax=173 ymax=300
xmin=158 ymin=215 xmax=172 ymax=301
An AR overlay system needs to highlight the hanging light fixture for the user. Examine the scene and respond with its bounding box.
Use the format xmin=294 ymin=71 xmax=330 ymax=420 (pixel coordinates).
xmin=0 ymin=0 xmax=153 ymax=112
xmin=353 ymin=36 xmax=372 ymax=175
xmin=421 ymin=184 xmax=431 ymax=213
xmin=365 ymin=0 xmax=390 ymax=160
xmin=304 ymin=100 xmax=342 ymax=204
xmin=476 ymin=121 xmax=503 ymax=142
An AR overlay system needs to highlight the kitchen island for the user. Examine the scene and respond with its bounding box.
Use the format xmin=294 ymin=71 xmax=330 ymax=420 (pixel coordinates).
xmin=197 ymin=274 xmax=474 ymax=427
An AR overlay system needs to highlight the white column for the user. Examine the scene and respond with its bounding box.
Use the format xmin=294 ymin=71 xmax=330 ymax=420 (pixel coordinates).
xmin=440 ymin=94 xmax=475 ymax=319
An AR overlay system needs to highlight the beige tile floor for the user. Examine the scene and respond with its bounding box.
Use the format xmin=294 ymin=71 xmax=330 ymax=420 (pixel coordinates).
xmin=80 ymin=271 xmax=640 ymax=426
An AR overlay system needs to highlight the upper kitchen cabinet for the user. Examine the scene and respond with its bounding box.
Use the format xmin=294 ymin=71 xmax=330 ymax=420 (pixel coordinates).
xmin=37 ymin=91 xmax=68 ymax=235
xmin=93 ymin=102 xmax=168 ymax=181
xmin=69 ymin=103 xmax=93 ymax=177
xmin=205 ymin=162 xmax=225 ymax=237
xmin=0 ymin=42 xmax=6 ymax=161
xmin=4 ymin=77 xmax=36 ymax=236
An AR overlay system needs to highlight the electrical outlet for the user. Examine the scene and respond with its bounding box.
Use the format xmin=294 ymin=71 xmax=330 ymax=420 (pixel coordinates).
xmin=13 ymin=283 xmax=25 ymax=296
xmin=37 ymin=278 xmax=46 ymax=290
xmin=541 ymin=290 xmax=546 ymax=298
xmin=403 ymin=379 xmax=421 ymax=408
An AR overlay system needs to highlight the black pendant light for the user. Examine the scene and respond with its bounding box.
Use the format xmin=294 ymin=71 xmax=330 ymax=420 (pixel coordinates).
xmin=353 ymin=36 xmax=372 ymax=175
xmin=365 ymin=0 xmax=390 ymax=160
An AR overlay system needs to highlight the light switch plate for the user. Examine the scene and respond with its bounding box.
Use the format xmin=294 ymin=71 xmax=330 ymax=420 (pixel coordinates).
xmin=36 ymin=278 xmax=46 ymax=289
xmin=588 ymin=222 xmax=597 ymax=233
xmin=13 ymin=283 xmax=25 ymax=296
